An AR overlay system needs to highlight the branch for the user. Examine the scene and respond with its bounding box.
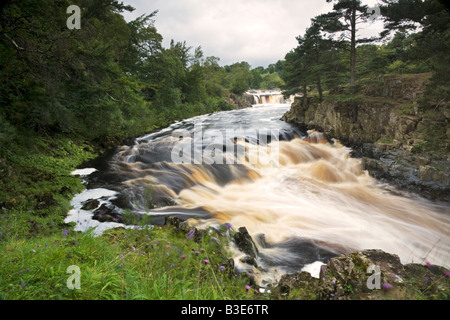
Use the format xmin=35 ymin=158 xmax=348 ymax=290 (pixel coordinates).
xmin=3 ymin=34 xmax=24 ymax=50
xmin=106 ymin=92 xmax=120 ymax=102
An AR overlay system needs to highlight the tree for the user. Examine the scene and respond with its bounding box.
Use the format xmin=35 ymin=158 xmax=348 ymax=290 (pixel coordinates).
xmin=323 ymin=0 xmax=374 ymax=88
xmin=225 ymin=62 xmax=253 ymax=95
xmin=281 ymin=17 xmax=344 ymax=100
xmin=380 ymin=0 xmax=450 ymax=103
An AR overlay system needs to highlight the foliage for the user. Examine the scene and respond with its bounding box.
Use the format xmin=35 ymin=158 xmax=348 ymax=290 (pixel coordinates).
xmin=0 ymin=0 xmax=248 ymax=143
xmin=281 ymin=0 xmax=449 ymax=105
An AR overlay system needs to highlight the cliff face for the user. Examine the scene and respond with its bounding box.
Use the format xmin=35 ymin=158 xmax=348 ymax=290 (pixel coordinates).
xmin=281 ymin=73 xmax=450 ymax=201
xmin=224 ymin=92 xmax=254 ymax=109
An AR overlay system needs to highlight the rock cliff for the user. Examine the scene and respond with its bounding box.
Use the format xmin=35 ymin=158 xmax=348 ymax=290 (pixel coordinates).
xmin=224 ymin=92 xmax=254 ymax=109
xmin=281 ymin=73 xmax=450 ymax=202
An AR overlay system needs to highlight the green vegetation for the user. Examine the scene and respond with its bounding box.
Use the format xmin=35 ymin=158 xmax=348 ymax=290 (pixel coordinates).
xmin=0 ymin=223 xmax=257 ymax=300
xmin=1 ymin=0 xmax=449 ymax=301
xmin=0 ymin=0 xmax=282 ymax=301
xmin=281 ymin=0 xmax=450 ymax=109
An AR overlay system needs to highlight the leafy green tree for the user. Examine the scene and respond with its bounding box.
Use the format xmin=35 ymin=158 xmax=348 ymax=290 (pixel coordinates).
xmin=225 ymin=62 xmax=253 ymax=95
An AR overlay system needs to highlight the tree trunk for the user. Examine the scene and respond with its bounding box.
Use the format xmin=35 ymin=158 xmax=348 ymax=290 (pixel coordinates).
xmin=350 ymin=7 xmax=357 ymax=90
xmin=317 ymin=78 xmax=323 ymax=101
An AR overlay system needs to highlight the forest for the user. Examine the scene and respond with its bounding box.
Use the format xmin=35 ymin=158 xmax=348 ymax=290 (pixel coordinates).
xmin=280 ymin=0 xmax=449 ymax=106
xmin=0 ymin=0 xmax=286 ymax=150
xmin=1 ymin=0 xmax=449 ymax=150
xmin=0 ymin=0 xmax=449 ymax=302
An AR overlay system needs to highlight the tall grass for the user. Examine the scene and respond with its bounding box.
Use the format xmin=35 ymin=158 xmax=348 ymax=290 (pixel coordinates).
xmin=0 ymin=223 xmax=259 ymax=300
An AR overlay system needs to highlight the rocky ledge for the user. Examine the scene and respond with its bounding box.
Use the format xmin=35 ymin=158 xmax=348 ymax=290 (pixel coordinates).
xmin=163 ymin=217 xmax=449 ymax=300
xmin=273 ymin=249 xmax=450 ymax=300
xmin=281 ymin=73 xmax=450 ymax=202
xmin=227 ymin=224 xmax=450 ymax=300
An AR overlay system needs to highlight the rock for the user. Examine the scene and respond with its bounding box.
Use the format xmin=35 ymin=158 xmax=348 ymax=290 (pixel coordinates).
xmin=165 ymin=216 xmax=181 ymax=228
xmin=225 ymin=93 xmax=253 ymax=109
xmin=233 ymin=227 xmax=259 ymax=267
xmin=269 ymin=249 xmax=450 ymax=300
xmin=317 ymin=250 xmax=407 ymax=300
xmin=274 ymin=271 xmax=319 ymax=297
xmin=93 ymin=203 xmax=122 ymax=223
xmin=81 ymin=199 xmax=100 ymax=210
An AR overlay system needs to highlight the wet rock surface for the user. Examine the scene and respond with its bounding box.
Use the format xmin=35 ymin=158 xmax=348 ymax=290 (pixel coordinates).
xmin=92 ymin=203 xmax=122 ymax=223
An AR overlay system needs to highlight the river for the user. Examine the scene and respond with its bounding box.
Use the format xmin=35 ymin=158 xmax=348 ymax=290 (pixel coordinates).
xmin=67 ymin=103 xmax=450 ymax=285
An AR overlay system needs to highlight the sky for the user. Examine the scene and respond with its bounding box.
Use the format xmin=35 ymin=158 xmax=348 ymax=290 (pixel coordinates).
xmin=122 ymin=0 xmax=384 ymax=68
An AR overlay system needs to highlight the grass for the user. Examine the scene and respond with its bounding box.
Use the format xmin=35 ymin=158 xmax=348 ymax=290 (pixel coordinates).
xmin=0 ymin=224 xmax=257 ymax=300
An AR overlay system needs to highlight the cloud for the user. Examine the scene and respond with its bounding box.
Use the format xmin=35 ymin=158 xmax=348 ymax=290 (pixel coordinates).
xmin=122 ymin=0 xmax=382 ymax=68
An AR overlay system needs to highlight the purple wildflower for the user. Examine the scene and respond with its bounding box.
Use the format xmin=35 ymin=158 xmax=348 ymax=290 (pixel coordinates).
xmin=203 ymin=259 xmax=209 ymax=264
xmin=245 ymin=285 xmax=251 ymax=291
xmin=186 ymin=229 xmax=195 ymax=240
xmin=382 ymin=283 xmax=393 ymax=290
xmin=195 ymin=251 xmax=199 ymax=255
xmin=63 ymin=230 xmax=69 ymax=237
xmin=135 ymin=226 xmax=139 ymax=231
xmin=425 ymin=261 xmax=432 ymax=267
xmin=225 ymin=223 xmax=232 ymax=229
xmin=181 ymin=254 xmax=186 ymax=259
xmin=219 ymin=266 xmax=225 ymax=271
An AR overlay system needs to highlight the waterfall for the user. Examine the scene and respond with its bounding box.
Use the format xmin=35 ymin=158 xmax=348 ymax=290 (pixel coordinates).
xmin=247 ymin=90 xmax=285 ymax=105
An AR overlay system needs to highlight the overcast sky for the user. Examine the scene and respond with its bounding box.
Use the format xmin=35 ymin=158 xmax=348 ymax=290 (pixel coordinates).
xmin=122 ymin=0 xmax=383 ymax=68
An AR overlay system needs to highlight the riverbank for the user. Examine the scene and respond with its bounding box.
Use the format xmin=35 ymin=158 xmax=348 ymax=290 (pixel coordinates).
xmin=281 ymin=73 xmax=450 ymax=203
xmin=1 ymin=99 xmax=449 ymax=300
xmin=0 ymin=130 xmax=256 ymax=300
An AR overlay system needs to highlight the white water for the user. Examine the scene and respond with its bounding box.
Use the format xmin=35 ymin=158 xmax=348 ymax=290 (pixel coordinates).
xmin=68 ymin=103 xmax=450 ymax=285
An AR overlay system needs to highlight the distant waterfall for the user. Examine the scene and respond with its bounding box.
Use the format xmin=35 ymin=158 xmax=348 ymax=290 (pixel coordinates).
xmin=246 ymin=90 xmax=285 ymax=105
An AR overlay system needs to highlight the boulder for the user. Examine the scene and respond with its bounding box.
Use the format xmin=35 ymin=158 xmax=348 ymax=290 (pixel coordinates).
xmin=93 ymin=203 xmax=122 ymax=223
xmin=81 ymin=199 xmax=100 ymax=210
xmin=233 ymin=227 xmax=259 ymax=267
xmin=318 ymin=249 xmax=407 ymax=300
